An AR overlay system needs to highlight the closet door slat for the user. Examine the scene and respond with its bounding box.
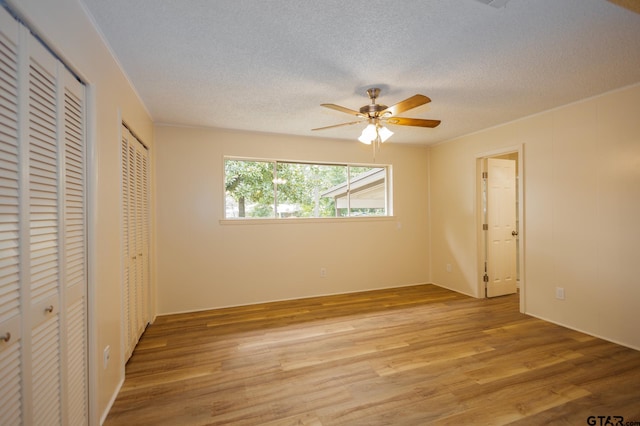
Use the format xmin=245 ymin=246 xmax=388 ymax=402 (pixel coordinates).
xmin=31 ymin=315 xmax=61 ymax=425
xmin=0 ymin=341 xmax=22 ymax=425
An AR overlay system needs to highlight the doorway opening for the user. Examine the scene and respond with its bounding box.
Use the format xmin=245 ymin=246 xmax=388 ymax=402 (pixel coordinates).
xmin=476 ymin=147 xmax=524 ymax=311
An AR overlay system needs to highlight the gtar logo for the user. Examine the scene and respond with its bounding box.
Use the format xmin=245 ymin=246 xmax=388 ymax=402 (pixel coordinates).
xmin=587 ymin=416 xmax=624 ymax=426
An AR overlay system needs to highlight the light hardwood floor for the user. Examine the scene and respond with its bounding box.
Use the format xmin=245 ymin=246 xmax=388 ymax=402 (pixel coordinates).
xmin=105 ymin=284 xmax=640 ymax=425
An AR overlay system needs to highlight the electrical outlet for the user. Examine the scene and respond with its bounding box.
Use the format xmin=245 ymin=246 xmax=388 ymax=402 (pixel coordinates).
xmin=103 ymin=345 xmax=110 ymax=369
xmin=446 ymin=264 xmax=452 ymax=273
xmin=320 ymin=267 xmax=327 ymax=278
xmin=556 ymin=287 xmax=565 ymax=300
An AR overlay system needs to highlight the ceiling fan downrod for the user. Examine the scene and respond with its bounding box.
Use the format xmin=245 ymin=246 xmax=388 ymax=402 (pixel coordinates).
xmin=360 ymin=88 xmax=387 ymax=117
xmin=367 ymin=88 xmax=380 ymax=101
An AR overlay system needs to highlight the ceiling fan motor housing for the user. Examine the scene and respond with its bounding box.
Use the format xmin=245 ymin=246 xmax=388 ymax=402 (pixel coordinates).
xmin=359 ymin=103 xmax=388 ymax=117
xmin=359 ymin=87 xmax=388 ymax=117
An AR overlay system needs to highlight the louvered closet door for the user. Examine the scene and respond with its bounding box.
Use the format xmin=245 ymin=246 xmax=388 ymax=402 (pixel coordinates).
xmin=0 ymin=7 xmax=88 ymax=425
xmin=133 ymin=139 xmax=148 ymax=339
xmin=0 ymin=9 xmax=22 ymax=425
xmin=28 ymin=30 xmax=64 ymax=426
xmin=122 ymin=128 xmax=134 ymax=360
xmin=139 ymin=142 xmax=149 ymax=328
xmin=61 ymin=65 xmax=88 ymax=426
xmin=122 ymin=127 xmax=149 ymax=361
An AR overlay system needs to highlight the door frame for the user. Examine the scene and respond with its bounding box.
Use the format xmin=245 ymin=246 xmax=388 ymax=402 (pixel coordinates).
xmin=475 ymin=145 xmax=525 ymax=312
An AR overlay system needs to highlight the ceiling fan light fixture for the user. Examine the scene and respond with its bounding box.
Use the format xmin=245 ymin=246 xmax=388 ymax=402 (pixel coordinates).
xmin=378 ymin=125 xmax=393 ymax=143
xmin=358 ymin=123 xmax=393 ymax=145
xmin=358 ymin=123 xmax=377 ymax=144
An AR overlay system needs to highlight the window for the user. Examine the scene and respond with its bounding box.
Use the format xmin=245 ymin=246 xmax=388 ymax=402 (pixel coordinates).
xmin=224 ymin=158 xmax=390 ymax=219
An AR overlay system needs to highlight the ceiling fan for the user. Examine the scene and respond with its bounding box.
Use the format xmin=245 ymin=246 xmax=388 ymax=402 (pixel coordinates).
xmin=312 ymin=88 xmax=441 ymax=147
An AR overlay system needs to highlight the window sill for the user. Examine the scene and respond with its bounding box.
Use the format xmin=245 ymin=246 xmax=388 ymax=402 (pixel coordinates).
xmin=219 ymin=216 xmax=396 ymax=226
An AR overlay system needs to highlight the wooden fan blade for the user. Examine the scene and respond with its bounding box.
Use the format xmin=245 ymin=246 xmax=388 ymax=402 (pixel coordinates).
xmin=312 ymin=120 xmax=366 ymax=131
xmin=379 ymin=94 xmax=431 ymax=116
xmin=384 ymin=117 xmax=441 ymax=128
xmin=607 ymin=0 xmax=640 ymax=14
xmin=321 ymin=103 xmax=365 ymax=117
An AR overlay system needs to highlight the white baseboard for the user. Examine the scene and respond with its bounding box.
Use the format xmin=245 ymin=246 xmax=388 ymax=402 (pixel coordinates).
xmin=428 ymin=281 xmax=479 ymax=298
xmin=524 ymin=311 xmax=640 ymax=352
xmin=100 ymin=375 xmax=124 ymax=425
xmin=157 ymin=281 xmax=434 ymax=317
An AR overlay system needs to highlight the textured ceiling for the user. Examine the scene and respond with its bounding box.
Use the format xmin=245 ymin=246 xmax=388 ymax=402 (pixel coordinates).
xmin=80 ymin=0 xmax=640 ymax=145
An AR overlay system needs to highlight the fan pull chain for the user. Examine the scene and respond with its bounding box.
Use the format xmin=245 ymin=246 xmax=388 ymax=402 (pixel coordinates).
xmin=372 ymin=131 xmax=382 ymax=162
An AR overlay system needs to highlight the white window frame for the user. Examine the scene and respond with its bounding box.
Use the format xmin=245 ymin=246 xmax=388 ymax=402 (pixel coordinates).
xmin=222 ymin=156 xmax=393 ymax=221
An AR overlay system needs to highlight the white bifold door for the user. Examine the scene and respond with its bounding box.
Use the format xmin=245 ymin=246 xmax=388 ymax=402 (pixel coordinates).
xmin=0 ymin=7 xmax=88 ymax=425
xmin=121 ymin=126 xmax=150 ymax=361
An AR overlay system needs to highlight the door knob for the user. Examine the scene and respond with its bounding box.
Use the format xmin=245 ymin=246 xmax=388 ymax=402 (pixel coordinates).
xmin=512 ymin=230 xmax=519 ymax=236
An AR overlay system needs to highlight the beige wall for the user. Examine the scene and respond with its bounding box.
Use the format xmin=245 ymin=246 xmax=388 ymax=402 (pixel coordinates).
xmin=154 ymin=125 xmax=430 ymax=314
xmin=429 ymin=83 xmax=640 ymax=350
xmin=10 ymin=1 xmax=640 ymax=422
xmin=8 ymin=0 xmax=155 ymax=423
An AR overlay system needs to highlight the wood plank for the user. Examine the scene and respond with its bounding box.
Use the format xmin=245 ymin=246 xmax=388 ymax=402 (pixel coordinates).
xmin=104 ymin=284 xmax=640 ymax=425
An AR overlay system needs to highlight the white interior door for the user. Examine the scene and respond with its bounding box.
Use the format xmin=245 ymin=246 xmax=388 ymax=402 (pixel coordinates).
xmin=485 ymin=158 xmax=518 ymax=297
